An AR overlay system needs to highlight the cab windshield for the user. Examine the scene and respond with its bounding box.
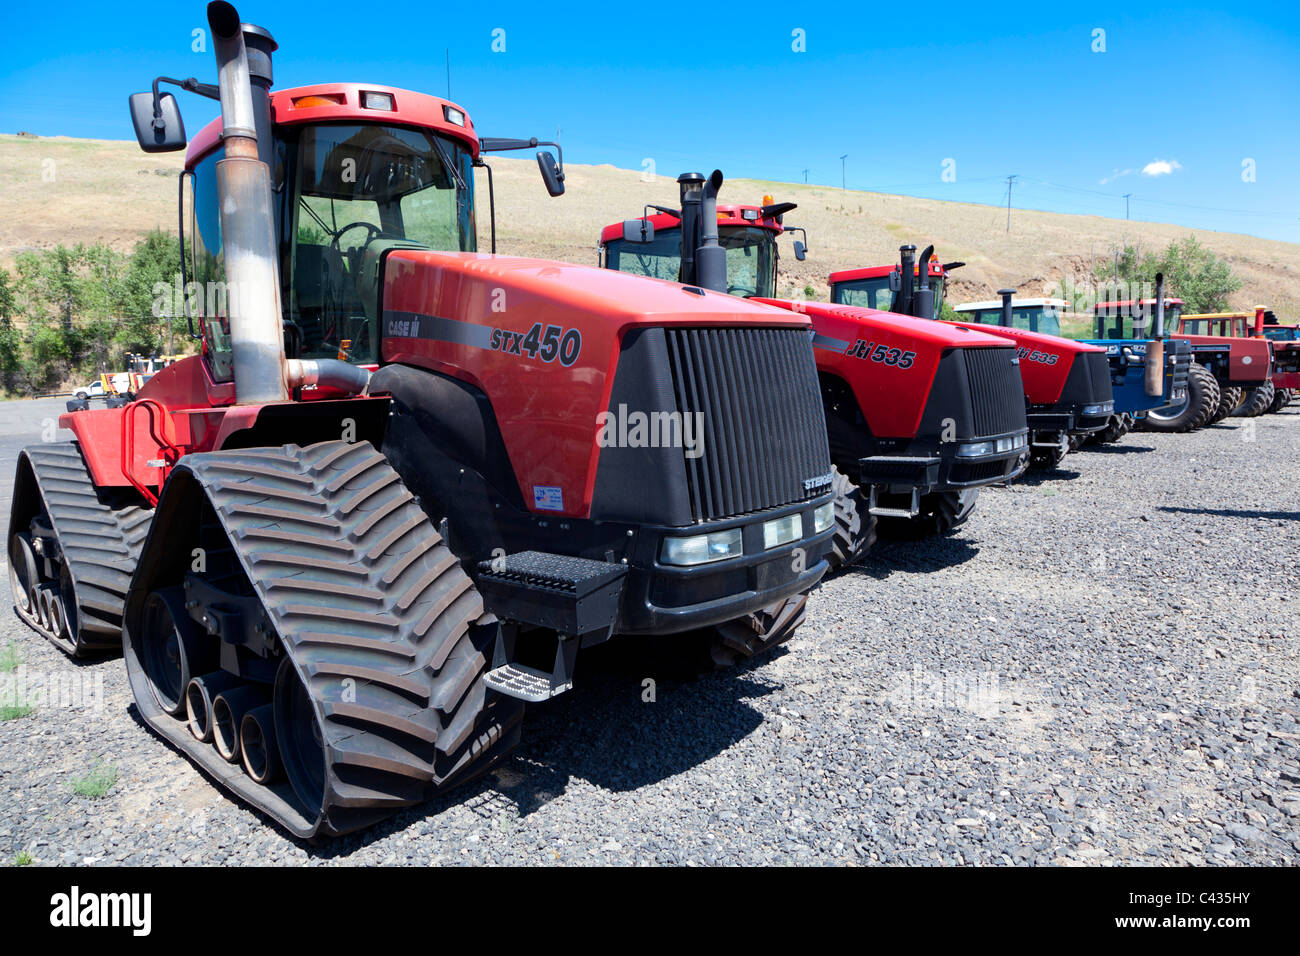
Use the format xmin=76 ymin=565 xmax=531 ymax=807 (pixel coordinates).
xmin=832 ymin=274 xmax=945 ymax=319
xmin=960 ymin=305 xmax=1061 ymax=336
xmin=602 ymin=224 xmax=778 ymax=298
xmin=288 ymin=122 xmax=476 ymax=364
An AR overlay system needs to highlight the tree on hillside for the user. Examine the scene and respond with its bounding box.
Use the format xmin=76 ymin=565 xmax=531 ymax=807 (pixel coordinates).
xmin=1092 ymin=236 xmax=1241 ymax=313
xmin=0 ymin=269 xmax=23 ymax=393
xmin=121 ymin=228 xmax=183 ymax=356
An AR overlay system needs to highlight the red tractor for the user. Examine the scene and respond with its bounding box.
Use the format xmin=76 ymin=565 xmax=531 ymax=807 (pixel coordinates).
xmin=1090 ymin=299 xmax=1274 ymax=429
xmin=598 ymin=181 xmax=1029 ymax=564
xmin=1261 ymin=311 xmax=1300 ymax=411
xmin=7 ymin=4 xmax=838 ymax=837
xmin=832 ymin=256 xmax=1116 ymax=470
xmin=1176 ymin=307 xmax=1290 ymax=416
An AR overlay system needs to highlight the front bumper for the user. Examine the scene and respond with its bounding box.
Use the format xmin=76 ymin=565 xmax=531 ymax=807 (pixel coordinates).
xmin=857 ymin=427 xmax=1029 ymax=496
xmin=617 ymin=494 xmax=834 ymax=635
xmin=1028 ymin=405 xmax=1111 ymax=436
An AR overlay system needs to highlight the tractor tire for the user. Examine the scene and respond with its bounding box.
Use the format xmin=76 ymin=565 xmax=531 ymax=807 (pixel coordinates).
xmin=1266 ymin=385 xmax=1290 ymax=414
xmin=1029 ymin=445 xmax=1068 ymax=470
xmin=1233 ymin=380 xmax=1275 ymax=418
xmin=826 ymin=465 xmax=876 ymax=571
xmin=708 ymin=592 xmax=807 ymax=669
xmin=1211 ymin=386 xmax=1243 ymax=424
xmin=1140 ymin=362 xmax=1219 ymax=433
xmin=878 ymin=488 xmax=980 ymax=538
xmin=8 ymin=443 xmax=152 ymax=656
xmin=121 ymin=442 xmax=523 ymax=839
xmin=1090 ymin=414 xmax=1130 ymax=444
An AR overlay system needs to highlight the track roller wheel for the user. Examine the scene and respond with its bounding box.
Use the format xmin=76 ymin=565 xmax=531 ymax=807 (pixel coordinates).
xmin=240 ymin=704 xmax=283 ymax=785
xmin=138 ymin=587 xmax=209 ymax=717
xmin=827 ymin=465 xmax=875 ymax=570
xmin=8 ymin=531 xmax=38 ymax=619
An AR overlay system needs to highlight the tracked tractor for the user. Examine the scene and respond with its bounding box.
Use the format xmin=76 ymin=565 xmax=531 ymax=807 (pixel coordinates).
xmin=833 ymin=254 xmax=1115 ymax=470
xmin=598 ymin=182 xmax=1028 ymax=565
xmin=953 ymin=281 xmax=1191 ymax=443
xmin=1176 ymin=308 xmax=1289 ymax=417
xmin=7 ymin=3 xmax=838 ymax=838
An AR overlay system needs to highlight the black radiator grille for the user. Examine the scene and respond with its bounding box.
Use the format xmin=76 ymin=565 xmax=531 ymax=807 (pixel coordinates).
xmin=1170 ymin=342 xmax=1192 ymax=388
xmin=1082 ymin=351 xmax=1114 ymax=402
xmin=665 ymin=327 xmax=831 ymax=522
xmin=963 ymin=346 xmax=1026 ymax=437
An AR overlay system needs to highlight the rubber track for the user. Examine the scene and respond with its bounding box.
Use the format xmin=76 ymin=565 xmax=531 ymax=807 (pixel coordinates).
xmin=827 ymin=465 xmax=875 ymax=570
xmin=14 ymin=443 xmax=152 ymax=655
xmin=128 ymin=442 xmax=522 ymax=838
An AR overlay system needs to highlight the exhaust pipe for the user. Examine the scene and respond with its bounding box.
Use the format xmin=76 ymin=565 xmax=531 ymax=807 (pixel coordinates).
xmin=212 ymin=685 xmax=270 ymax=762
xmin=999 ymin=288 xmax=1016 ymax=327
xmin=1145 ymin=273 xmax=1166 ymax=397
xmin=185 ymin=671 xmax=240 ymax=743
xmin=1254 ymin=305 xmax=1266 ymax=337
xmin=913 ymin=244 xmax=935 ymax=319
xmin=898 ymin=245 xmax=916 ymax=318
xmin=208 ymin=1 xmax=288 ymax=406
xmin=240 ymin=704 xmax=283 ymax=784
xmin=695 ymin=170 xmax=726 ymax=293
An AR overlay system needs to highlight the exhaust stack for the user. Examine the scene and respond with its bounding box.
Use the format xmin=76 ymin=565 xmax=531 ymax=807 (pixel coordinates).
xmin=998 ymin=288 xmax=1016 ymax=327
xmin=1145 ymin=273 xmax=1166 ymax=397
xmin=898 ymin=245 xmax=917 ymax=318
xmin=208 ymin=1 xmax=288 ymax=405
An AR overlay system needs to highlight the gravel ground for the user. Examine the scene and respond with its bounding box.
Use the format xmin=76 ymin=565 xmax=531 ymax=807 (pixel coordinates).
xmin=1 ymin=398 xmax=1298 ymax=866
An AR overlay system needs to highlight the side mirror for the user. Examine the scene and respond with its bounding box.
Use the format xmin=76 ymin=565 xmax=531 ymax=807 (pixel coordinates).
xmin=537 ymin=150 xmax=565 ymax=197
xmin=129 ymin=91 xmax=187 ymax=153
xmin=888 ymin=270 xmax=902 ymax=292
xmin=622 ymin=220 xmax=654 ymax=243
xmin=794 ymin=240 xmax=806 ymax=262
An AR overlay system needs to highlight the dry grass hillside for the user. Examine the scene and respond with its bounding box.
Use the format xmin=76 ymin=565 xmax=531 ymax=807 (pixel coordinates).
xmin=4 ymin=133 xmax=1299 ymax=315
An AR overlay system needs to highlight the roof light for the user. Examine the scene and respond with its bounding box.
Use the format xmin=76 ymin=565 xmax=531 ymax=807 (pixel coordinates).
xmin=360 ymin=91 xmax=395 ymax=111
xmin=291 ymin=93 xmax=345 ymax=108
xmin=443 ymin=105 xmax=466 ymax=127
xmin=762 ymin=194 xmax=775 ymax=206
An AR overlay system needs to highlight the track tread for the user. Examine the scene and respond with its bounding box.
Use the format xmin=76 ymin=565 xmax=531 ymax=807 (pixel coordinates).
xmin=133 ymin=441 xmax=523 ymax=838
xmin=13 ymin=442 xmax=151 ymax=655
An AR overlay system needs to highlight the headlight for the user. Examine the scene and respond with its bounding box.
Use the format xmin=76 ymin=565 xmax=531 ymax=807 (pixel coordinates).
xmin=994 ymin=434 xmax=1026 ymax=453
xmin=956 ymin=441 xmax=994 ymax=458
xmin=661 ymin=528 xmax=743 ymax=566
xmin=814 ymin=502 xmax=834 ymax=533
xmin=762 ymin=514 xmax=803 ymax=550
xmin=1081 ymin=401 xmax=1114 ymax=416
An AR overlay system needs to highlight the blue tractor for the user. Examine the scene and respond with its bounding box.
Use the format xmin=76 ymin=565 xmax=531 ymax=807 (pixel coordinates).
xmin=953 ymin=279 xmax=1191 ymax=444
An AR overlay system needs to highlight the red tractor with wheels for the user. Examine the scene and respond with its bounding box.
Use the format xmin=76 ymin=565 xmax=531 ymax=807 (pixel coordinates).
xmin=598 ymin=181 xmax=1028 ymax=566
xmin=833 ymin=256 xmax=1116 ymax=470
xmin=8 ymin=3 xmax=838 ymax=837
xmin=1261 ymin=312 xmax=1300 ymax=411
xmin=1175 ymin=308 xmax=1290 ymax=416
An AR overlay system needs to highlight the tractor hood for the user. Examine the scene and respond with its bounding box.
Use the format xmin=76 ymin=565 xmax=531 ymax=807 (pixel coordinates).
xmin=379 ymin=250 xmax=825 ymax=521
xmin=945 ymin=320 xmax=1106 ymax=406
xmin=755 ymin=299 xmax=1014 ymax=349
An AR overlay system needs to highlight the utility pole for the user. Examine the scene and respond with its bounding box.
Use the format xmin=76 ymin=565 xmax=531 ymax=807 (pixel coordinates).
xmin=445 ymin=49 xmax=451 ymax=99
xmin=1123 ymin=193 xmax=1132 ymax=220
xmin=802 ymin=168 xmax=809 ymax=183
xmin=840 ymin=154 xmax=847 ymax=191
xmin=1005 ymin=174 xmax=1018 ymax=233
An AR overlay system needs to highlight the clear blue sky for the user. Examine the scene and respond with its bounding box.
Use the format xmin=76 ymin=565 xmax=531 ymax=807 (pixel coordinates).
xmin=3 ymin=0 xmax=1298 ymax=241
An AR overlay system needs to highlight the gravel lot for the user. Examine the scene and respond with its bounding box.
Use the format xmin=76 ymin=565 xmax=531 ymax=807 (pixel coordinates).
xmin=1 ymin=397 xmax=1298 ymax=866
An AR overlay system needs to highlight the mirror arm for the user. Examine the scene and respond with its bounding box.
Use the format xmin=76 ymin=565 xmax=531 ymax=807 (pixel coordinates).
xmin=480 ymin=137 xmax=564 ymax=174
xmin=151 ymin=75 xmax=219 ymax=127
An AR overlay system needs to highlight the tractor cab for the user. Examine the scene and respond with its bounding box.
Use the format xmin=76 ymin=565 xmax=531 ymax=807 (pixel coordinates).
xmin=952 ymin=298 xmax=1065 ymax=337
xmin=828 ymin=258 xmax=953 ymax=320
xmin=182 ymin=87 xmax=482 ymax=375
xmin=1093 ymin=297 xmax=1184 ymax=339
xmin=598 ymin=195 xmax=802 ymax=298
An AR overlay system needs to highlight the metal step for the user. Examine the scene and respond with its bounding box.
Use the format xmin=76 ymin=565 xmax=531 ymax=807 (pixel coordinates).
xmin=868 ymin=485 xmax=921 ymax=518
xmin=483 ymin=663 xmax=573 ymax=703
